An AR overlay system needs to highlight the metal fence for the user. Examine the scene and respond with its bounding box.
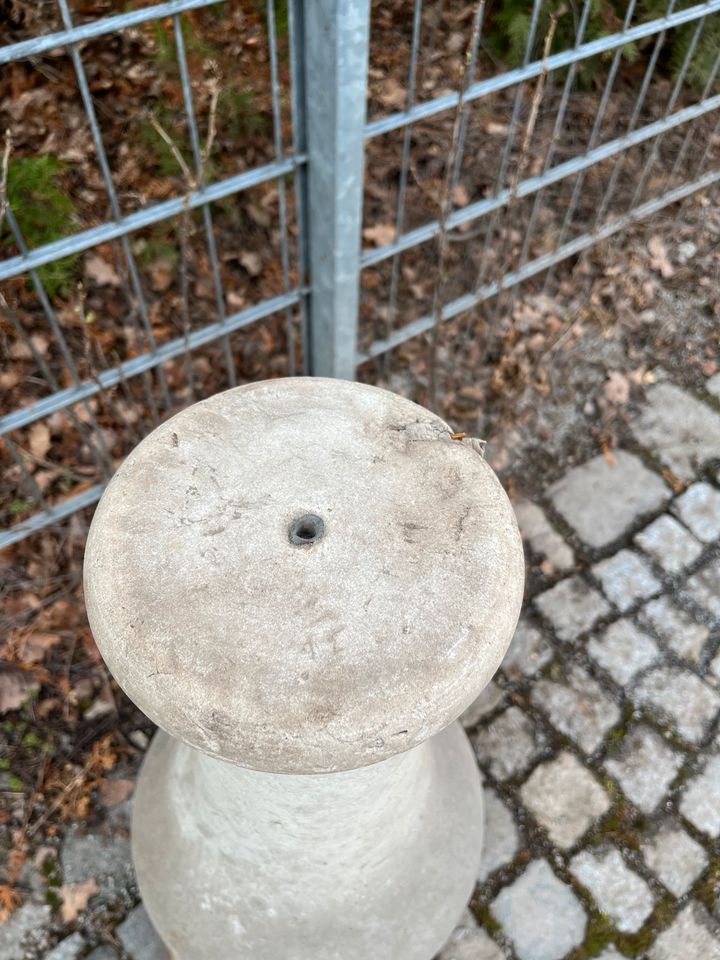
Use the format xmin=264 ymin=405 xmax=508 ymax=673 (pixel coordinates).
xmin=1 ymin=0 xmax=720 ymax=547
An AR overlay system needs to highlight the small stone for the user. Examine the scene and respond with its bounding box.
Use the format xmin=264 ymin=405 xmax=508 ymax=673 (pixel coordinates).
xmin=641 ymin=820 xmax=708 ymax=897
xmin=707 ymin=372 xmax=720 ymax=400
xmin=501 ymin=620 xmax=553 ymax=679
xmin=520 ymin=751 xmax=609 ymax=849
xmin=570 ymin=847 xmax=654 ymax=933
xmin=461 ymin=682 xmax=506 ymax=728
xmin=685 ymin=559 xmax=720 ymax=617
xmin=672 ymin=482 xmax=720 ymax=543
xmin=710 ymin=651 xmax=720 ymax=681
xmin=474 ymin=707 xmax=541 ymax=781
xmin=535 ymin=577 xmax=610 ymax=642
xmin=548 ymin=451 xmax=670 ymax=549
xmin=641 ymin=597 xmax=709 ymax=663
xmin=46 ymin=933 xmax=86 ymax=960
xmin=86 ymin=949 xmax=120 ymax=960
xmin=60 ymin=828 xmax=133 ymax=898
xmin=592 ymin=550 xmax=661 ymax=612
xmin=649 ymin=902 xmax=720 ymax=960
xmin=680 ymin=755 xmax=720 ymax=838
xmin=478 ymin=788 xmax=520 ymax=881
xmin=631 ymin=382 xmax=720 ymax=481
xmin=439 ymin=921 xmax=505 ymax=960
xmin=0 ymin=903 xmax=51 ymax=960
xmin=588 ymin=619 xmax=660 ymax=685
xmin=532 ymin=666 xmax=620 ymax=754
xmin=513 ymin=498 xmax=575 ymax=572
xmin=634 ymin=515 xmax=703 ymax=575
xmin=677 ymin=240 xmax=697 ymax=263
xmin=117 ymin=904 xmax=170 ymax=960
xmin=129 ymin=730 xmax=150 ymax=751
xmin=633 ymin=667 xmax=720 ymax=744
xmin=604 ymin=725 xmax=683 ymax=813
xmin=491 ymin=859 xmax=587 ymax=960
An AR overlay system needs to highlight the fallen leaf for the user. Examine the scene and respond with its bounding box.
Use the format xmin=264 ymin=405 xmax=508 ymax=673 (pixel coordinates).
xmin=362 ymin=223 xmax=396 ymax=247
xmin=0 ymin=672 xmax=39 ymax=714
xmin=451 ymin=183 xmax=470 ymax=207
xmin=240 ymin=251 xmax=262 ymax=276
xmin=0 ymin=885 xmax=20 ymax=924
xmin=85 ymin=254 xmax=121 ymax=288
xmin=98 ymin=778 xmax=134 ymax=807
xmin=647 ymin=236 xmax=674 ymax=278
xmin=377 ymin=77 xmax=407 ymax=108
xmin=29 ymin=423 xmax=51 ymax=461
xmin=59 ymin=879 xmax=98 ymax=923
xmin=149 ymin=258 xmax=174 ymax=293
xmin=602 ymin=371 xmax=630 ymax=407
xmin=19 ymin=632 xmax=61 ymax=664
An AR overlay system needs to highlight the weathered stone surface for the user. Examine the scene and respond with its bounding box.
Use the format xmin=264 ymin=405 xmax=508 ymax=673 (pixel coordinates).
xmin=604 ymin=726 xmax=683 ymax=813
xmin=570 ymin=847 xmax=653 ymax=933
xmin=641 ymin=820 xmax=708 ymax=897
xmin=85 ymin=379 xmax=525 ymax=775
xmin=680 ymin=755 xmax=720 ymax=838
xmin=649 ymin=903 xmax=720 ymax=960
xmin=631 ymin=382 xmax=720 ymax=481
xmin=46 ymin=933 xmax=86 ymax=960
xmin=548 ymin=450 xmax=669 ymax=549
xmin=588 ymin=619 xmax=660 ymax=685
xmin=513 ymin=498 xmax=575 ymax=572
xmin=438 ymin=924 xmax=505 ymax=960
xmin=520 ymin=751 xmax=609 ymax=849
xmin=117 ymin=905 xmax=171 ymax=960
xmin=60 ymin=828 xmax=133 ymax=897
xmin=85 ymin=949 xmax=120 ymax=960
xmin=0 ymin=903 xmax=51 ymax=960
xmin=461 ymin=682 xmax=506 ymax=729
xmin=592 ymin=550 xmax=661 ymax=613
xmin=475 ymin=706 xmax=541 ymax=781
xmin=634 ymin=514 xmax=703 ymax=574
xmin=491 ymin=859 xmax=587 ymax=960
xmin=685 ymin=559 xmax=720 ymax=617
xmin=501 ymin=620 xmax=553 ymax=679
xmin=672 ymin=482 xmax=720 ymax=543
xmin=478 ymin=788 xmax=519 ymax=882
xmin=532 ymin=666 xmax=620 ymax=754
xmin=535 ymin=577 xmax=610 ymax=642
xmin=641 ymin=597 xmax=709 ymax=663
xmin=633 ymin=667 xmax=720 ymax=744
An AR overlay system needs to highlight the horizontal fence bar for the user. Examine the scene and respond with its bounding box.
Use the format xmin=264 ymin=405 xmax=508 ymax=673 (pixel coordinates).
xmin=365 ymin=0 xmax=720 ymax=139
xmin=0 ymin=157 xmax=302 ymax=283
xmin=0 ymin=289 xmax=303 ymax=436
xmin=0 ymin=0 xmax=223 ymax=64
xmin=361 ymin=92 xmax=720 ymax=269
xmin=0 ymin=484 xmax=104 ymax=550
xmin=358 ymin=167 xmax=720 ymax=363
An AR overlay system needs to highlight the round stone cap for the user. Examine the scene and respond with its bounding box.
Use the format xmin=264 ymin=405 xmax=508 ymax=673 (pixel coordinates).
xmin=84 ymin=378 xmax=523 ymax=773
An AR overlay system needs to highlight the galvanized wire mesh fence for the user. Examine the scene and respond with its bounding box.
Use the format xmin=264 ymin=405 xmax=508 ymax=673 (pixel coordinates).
xmin=1 ymin=0 xmax=719 ymax=547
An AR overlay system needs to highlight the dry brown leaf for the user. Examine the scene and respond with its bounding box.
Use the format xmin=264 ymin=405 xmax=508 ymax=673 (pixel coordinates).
xmin=240 ymin=251 xmax=262 ymax=277
xmin=451 ymin=183 xmax=470 ymax=207
xmin=29 ymin=423 xmax=51 ymax=461
xmin=149 ymin=258 xmax=174 ymax=293
xmin=59 ymin=878 xmax=98 ymax=923
xmin=362 ymin=223 xmax=395 ymax=247
xmin=377 ymin=77 xmax=407 ymax=108
xmin=19 ymin=632 xmax=61 ymax=664
xmin=647 ymin=236 xmax=674 ymax=279
xmin=98 ymin=778 xmax=134 ymax=807
xmin=0 ymin=885 xmax=20 ymax=924
xmin=85 ymin=254 xmax=121 ymax=288
xmin=0 ymin=672 xmax=39 ymax=714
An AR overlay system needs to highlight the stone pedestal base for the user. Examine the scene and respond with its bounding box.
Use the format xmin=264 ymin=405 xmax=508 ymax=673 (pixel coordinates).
xmin=132 ymin=722 xmax=483 ymax=960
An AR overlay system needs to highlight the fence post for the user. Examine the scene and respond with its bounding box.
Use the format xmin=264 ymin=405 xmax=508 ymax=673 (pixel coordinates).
xmin=300 ymin=0 xmax=370 ymax=380
xmin=83 ymin=378 xmax=525 ymax=960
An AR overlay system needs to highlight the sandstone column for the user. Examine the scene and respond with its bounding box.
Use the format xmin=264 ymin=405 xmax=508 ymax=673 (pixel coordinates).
xmin=83 ymin=377 xmax=524 ymax=960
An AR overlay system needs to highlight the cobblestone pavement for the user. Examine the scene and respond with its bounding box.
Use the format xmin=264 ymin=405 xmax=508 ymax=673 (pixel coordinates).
xmin=3 ymin=373 xmax=719 ymax=960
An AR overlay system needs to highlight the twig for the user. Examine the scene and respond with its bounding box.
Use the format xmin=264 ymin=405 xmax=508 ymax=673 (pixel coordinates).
xmin=0 ymin=130 xmax=12 ymax=232
xmin=146 ymin=110 xmax=193 ymax=185
xmin=200 ymin=76 xmax=220 ymax=183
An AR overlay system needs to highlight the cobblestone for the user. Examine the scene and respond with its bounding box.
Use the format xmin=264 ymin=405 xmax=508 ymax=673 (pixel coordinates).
xmin=592 ymin=550 xmax=661 ymax=612
xmin=513 ymin=498 xmax=575 ymax=572
xmin=491 ymin=859 xmax=587 ymax=960
xmin=0 ymin=903 xmax=50 ymax=960
xmin=548 ymin=450 xmax=670 ymax=549
xmin=532 ymin=666 xmax=620 ymax=753
xmin=641 ymin=596 xmax=709 ymax=663
xmin=501 ymin=620 xmax=553 ymax=680
xmin=474 ymin=706 xmax=542 ymax=781
xmin=478 ymin=788 xmax=520 ymax=882
xmin=520 ymin=751 xmax=609 ymax=849
xmin=672 ymin=481 xmax=720 ymax=543
xmin=117 ymin=905 xmax=170 ymax=960
xmin=631 ymin=382 xmax=720 ymax=481
xmin=634 ymin=514 xmax=703 ymax=575
xmin=648 ymin=903 xmax=720 ymax=960
xmin=535 ymin=577 xmax=610 ymax=642
xmin=438 ymin=923 xmax=504 ymax=960
xmin=685 ymin=559 xmax=720 ymax=617
xmin=569 ymin=847 xmax=654 ymax=934
xmin=596 ymin=950 xmax=628 ymax=960
xmin=604 ymin=726 xmax=684 ymax=813
xmin=680 ymin=755 xmax=720 ymax=838
xmin=461 ymin=682 xmax=506 ymax=728
xmin=46 ymin=933 xmax=86 ymax=960
xmin=60 ymin=827 xmax=133 ymax=897
xmin=641 ymin=820 xmax=708 ymax=897
xmin=633 ymin=667 xmax=720 ymax=744
xmin=588 ymin=619 xmax=660 ymax=685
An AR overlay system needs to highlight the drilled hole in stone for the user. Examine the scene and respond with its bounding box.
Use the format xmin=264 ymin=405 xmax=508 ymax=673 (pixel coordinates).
xmin=289 ymin=514 xmax=325 ymax=545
